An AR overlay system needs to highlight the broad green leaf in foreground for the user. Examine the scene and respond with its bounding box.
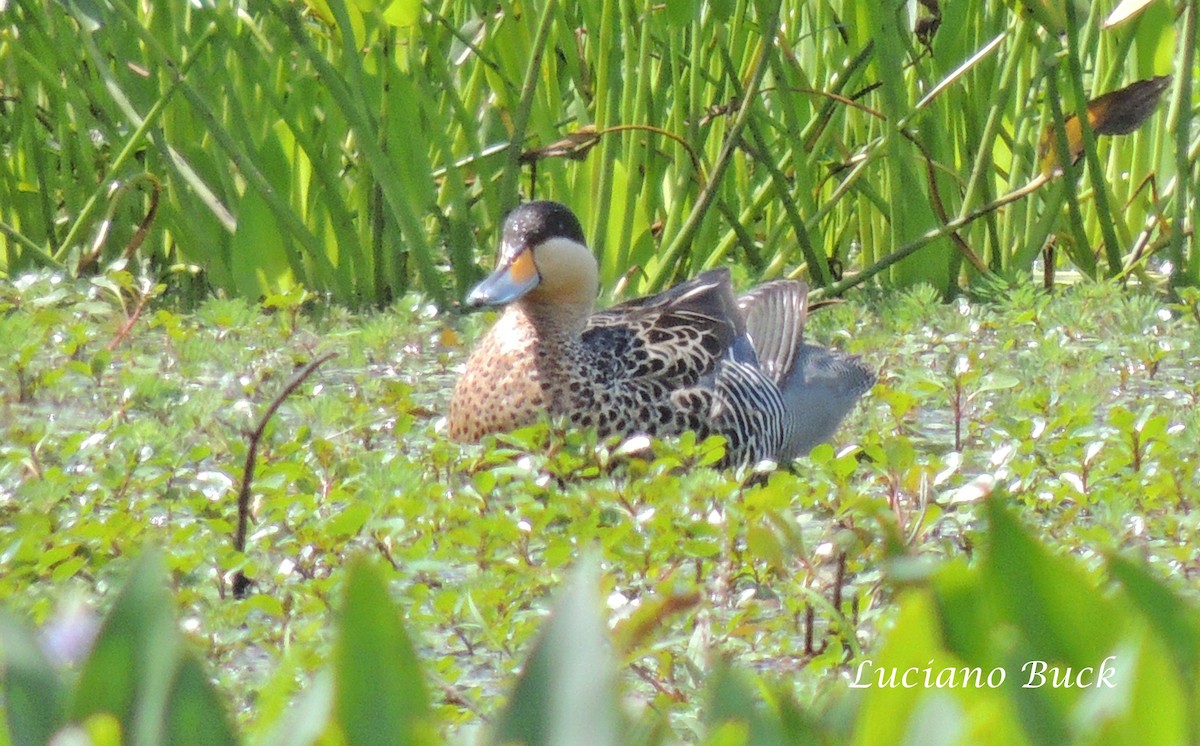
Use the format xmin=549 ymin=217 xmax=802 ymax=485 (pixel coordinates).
xmin=705 ymin=661 xmax=799 ymax=746
xmin=489 ymin=555 xmax=623 ymax=746
xmin=984 ymin=496 xmax=1121 ymax=667
xmin=162 ymin=653 xmax=241 ymax=746
xmin=333 ymin=557 xmax=435 ymax=746
xmin=71 ymin=553 xmax=179 ymax=738
xmin=0 ymin=611 xmax=68 ymax=746
xmin=71 ymin=552 xmax=237 ymax=746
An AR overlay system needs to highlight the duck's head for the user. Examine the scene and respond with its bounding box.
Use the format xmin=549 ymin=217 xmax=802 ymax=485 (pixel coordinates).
xmin=466 ymin=201 xmax=598 ymax=309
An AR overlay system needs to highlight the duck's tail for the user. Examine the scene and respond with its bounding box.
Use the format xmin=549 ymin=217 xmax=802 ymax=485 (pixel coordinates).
xmin=737 ymin=281 xmax=875 ymax=460
xmin=775 ymin=344 xmax=876 ymax=459
xmin=737 ymin=280 xmax=808 ymax=385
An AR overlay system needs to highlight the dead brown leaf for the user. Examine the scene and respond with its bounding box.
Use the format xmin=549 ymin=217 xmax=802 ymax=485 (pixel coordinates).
xmin=1038 ymin=75 xmax=1171 ymax=175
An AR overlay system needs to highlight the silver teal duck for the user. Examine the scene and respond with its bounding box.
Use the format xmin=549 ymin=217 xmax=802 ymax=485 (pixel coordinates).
xmin=448 ymin=201 xmax=875 ymax=465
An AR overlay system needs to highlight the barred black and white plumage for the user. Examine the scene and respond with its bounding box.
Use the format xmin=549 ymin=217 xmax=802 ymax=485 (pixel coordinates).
xmin=448 ymin=201 xmax=875 ymax=466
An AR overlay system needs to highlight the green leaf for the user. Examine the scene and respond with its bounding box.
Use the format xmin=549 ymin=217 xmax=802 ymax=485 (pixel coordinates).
xmin=851 ymin=592 xmax=959 ymax=745
xmin=81 ymin=712 xmax=123 ymax=745
xmin=1104 ymin=0 xmax=1158 ymax=27
xmin=326 ymin=500 xmax=374 ymax=539
xmin=0 ymin=611 xmax=68 ymax=746
xmin=983 ymin=496 xmax=1121 ymax=666
xmin=1108 ymin=554 xmax=1200 ymax=688
xmin=382 ymin=0 xmax=420 ymax=27
xmin=930 ymin=561 xmax=999 ymax=665
xmin=704 ymin=661 xmax=792 ymax=745
xmin=71 ymin=552 xmax=183 ymax=746
xmin=1003 ymin=0 xmax=1066 ymax=32
xmin=746 ymin=522 xmax=785 ymax=568
xmin=490 ymin=555 xmax=622 ymax=746
xmin=260 ymin=671 xmax=336 ymax=746
xmin=664 ymin=0 xmax=699 ymax=28
xmin=975 ymin=372 xmax=1020 ymax=394
xmin=60 ymin=0 xmax=108 ymax=32
xmin=161 ymin=653 xmax=239 ymax=746
xmin=334 ymin=558 xmax=433 ymax=746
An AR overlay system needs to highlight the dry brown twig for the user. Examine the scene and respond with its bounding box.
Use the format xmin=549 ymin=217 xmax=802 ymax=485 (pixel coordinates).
xmin=231 ymin=352 xmax=339 ymax=599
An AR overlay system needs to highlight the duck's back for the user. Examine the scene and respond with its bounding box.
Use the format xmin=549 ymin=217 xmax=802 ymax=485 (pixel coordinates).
xmin=572 ymin=269 xmax=797 ymax=463
xmin=550 ymin=270 xmax=737 ymax=439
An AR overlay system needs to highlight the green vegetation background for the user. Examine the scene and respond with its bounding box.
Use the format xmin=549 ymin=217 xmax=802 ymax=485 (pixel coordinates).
xmin=2 ymin=0 xmax=1200 ymax=743
xmin=2 ymin=271 xmax=1199 ymax=743
xmin=1 ymin=0 xmax=1196 ymax=303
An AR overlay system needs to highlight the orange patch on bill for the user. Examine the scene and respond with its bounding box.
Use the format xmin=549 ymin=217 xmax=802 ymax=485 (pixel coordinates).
xmin=508 ymin=249 xmax=538 ymax=284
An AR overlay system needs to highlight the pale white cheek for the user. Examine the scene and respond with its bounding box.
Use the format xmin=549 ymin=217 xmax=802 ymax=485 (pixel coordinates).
xmin=532 ymin=237 xmax=597 ymax=302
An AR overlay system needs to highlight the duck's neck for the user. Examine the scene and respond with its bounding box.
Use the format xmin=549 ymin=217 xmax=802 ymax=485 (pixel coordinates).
xmin=510 ymin=298 xmax=594 ymax=341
